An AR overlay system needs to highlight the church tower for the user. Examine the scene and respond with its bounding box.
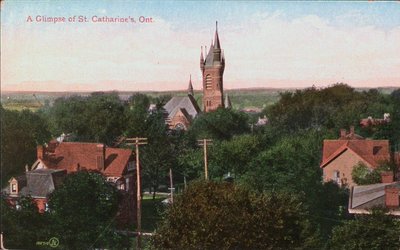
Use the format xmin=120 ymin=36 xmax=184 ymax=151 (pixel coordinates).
xmin=200 ymin=22 xmax=225 ymax=112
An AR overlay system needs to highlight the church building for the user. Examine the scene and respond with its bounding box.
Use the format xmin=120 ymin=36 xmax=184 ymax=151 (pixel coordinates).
xmin=164 ymin=22 xmax=228 ymax=129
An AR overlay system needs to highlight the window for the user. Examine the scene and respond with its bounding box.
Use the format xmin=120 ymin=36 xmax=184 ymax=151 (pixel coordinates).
xmin=333 ymin=171 xmax=341 ymax=185
xmin=45 ymin=202 xmax=50 ymax=212
xmin=205 ymin=75 xmax=212 ymax=90
xmin=11 ymin=183 xmax=17 ymax=193
xmin=119 ymin=183 xmax=125 ymax=190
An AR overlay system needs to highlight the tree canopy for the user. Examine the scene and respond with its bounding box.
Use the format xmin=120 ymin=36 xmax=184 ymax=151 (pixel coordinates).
xmin=48 ymin=171 xmax=125 ymax=249
xmin=152 ymin=181 xmax=321 ymax=249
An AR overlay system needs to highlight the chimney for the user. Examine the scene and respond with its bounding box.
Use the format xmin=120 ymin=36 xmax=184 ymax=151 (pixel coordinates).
xmin=381 ymin=171 xmax=394 ymax=183
xmin=349 ymin=126 xmax=355 ymax=136
xmin=37 ymin=145 xmax=45 ymax=159
xmin=96 ymin=144 xmax=105 ymax=171
xmin=340 ymin=129 xmax=346 ymax=138
xmin=385 ymin=185 xmax=399 ymax=208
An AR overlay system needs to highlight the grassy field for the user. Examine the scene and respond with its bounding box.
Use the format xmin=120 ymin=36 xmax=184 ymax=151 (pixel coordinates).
xmin=142 ymin=194 xmax=168 ymax=232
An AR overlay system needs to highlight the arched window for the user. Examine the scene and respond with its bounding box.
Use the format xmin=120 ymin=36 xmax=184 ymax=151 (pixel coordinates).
xmin=206 ymin=75 xmax=212 ymax=90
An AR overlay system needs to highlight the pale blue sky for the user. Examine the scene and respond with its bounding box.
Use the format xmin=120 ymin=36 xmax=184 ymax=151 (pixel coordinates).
xmin=2 ymin=1 xmax=400 ymax=91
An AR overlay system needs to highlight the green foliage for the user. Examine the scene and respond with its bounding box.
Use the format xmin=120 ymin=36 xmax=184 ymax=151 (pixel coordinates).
xmin=328 ymin=210 xmax=400 ymax=250
xmin=152 ymin=181 xmax=320 ymax=249
xmin=1 ymin=196 xmax=53 ymax=249
xmin=189 ymin=108 xmax=250 ymax=140
xmin=125 ymin=93 xmax=151 ymax=136
xmin=48 ymin=171 xmax=124 ymax=249
xmin=351 ymin=162 xmax=394 ymax=185
xmin=240 ymin=130 xmax=323 ymax=194
xmin=0 ymin=107 xmax=51 ymax=184
xmin=351 ymin=163 xmax=381 ymax=185
xmin=210 ymin=134 xmax=264 ymax=178
xmin=46 ymin=92 xmax=126 ymax=144
xmin=266 ymin=84 xmax=399 ymax=142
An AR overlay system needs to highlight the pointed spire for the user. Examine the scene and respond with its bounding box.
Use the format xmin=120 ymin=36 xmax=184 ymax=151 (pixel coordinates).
xmin=214 ymin=21 xmax=221 ymax=50
xmin=200 ymin=46 xmax=204 ymax=61
xmin=224 ymin=94 xmax=232 ymax=109
xmin=188 ymin=75 xmax=194 ymax=96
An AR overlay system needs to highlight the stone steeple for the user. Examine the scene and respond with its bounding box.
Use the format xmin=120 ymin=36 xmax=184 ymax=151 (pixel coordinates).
xmin=200 ymin=22 xmax=225 ymax=112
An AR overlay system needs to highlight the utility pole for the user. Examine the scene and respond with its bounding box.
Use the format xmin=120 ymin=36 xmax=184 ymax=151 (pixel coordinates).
xmin=197 ymin=139 xmax=213 ymax=180
xmin=125 ymin=137 xmax=147 ymax=250
xmin=169 ymin=168 xmax=174 ymax=203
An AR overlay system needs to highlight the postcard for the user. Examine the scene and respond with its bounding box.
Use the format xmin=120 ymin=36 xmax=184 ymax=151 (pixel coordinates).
xmin=1 ymin=1 xmax=400 ymax=249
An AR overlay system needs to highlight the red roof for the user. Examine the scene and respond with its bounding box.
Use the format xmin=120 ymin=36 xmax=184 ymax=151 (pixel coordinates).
xmin=320 ymin=139 xmax=390 ymax=169
xmin=41 ymin=142 xmax=133 ymax=177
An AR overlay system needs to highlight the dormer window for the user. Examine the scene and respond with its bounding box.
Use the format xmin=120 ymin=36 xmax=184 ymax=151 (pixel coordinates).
xmin=11 ymin=183 xmax=17 ymax=193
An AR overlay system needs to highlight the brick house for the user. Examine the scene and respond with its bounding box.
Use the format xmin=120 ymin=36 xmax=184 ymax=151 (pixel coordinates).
xmin=3 ymin=169 xmax=67 ymax=212
xmin=320 ymin=127 xmax=390 ymax=187
xmin=349 ymin=172 xmax=400 ymax=215
xmin=4 ymin=141 xmax=136 ymax=226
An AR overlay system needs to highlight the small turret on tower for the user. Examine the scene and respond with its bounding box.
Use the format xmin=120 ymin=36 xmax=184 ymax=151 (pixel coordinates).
xmin=200 ymin=46 xmax=205 ymax=73
xmin=188 ymin=75 xmax=194 ymax=96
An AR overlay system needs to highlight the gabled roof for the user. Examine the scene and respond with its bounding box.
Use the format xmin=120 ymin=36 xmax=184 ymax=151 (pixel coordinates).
xmin=163 ymin=95 xmax=201 ymax=120
xmin=39 ymin=142 xmax=133 ymax=177
xmin=320 ymin=139 xmax=390 ymax=168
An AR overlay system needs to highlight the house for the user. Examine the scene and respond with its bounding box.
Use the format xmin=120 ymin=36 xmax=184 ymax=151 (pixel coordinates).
xmin=3 ymin=169 xmax=67 ymax=213
xmin=360 ymin=113 xmax=390 ymax=127
xmin=320 ymin=126 xmax=390 ymax=187
xmin=4 ymin=141 xmax=136 ymax=226
xmin=349 ymin=172 xmax=400 ymax=215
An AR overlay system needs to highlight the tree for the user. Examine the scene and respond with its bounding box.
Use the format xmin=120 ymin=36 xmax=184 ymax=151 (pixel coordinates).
xmin=1 ymin=196 xmax=52 ymax=249
xmin=240 ymin=130 xmax=323 ymax=195
xmin=0 ymin=107 xmax=51 ymax=183
xmin=124 ymin=93 xmax=151 ymax=137
xmin=48 ymin=171 xmax=125 ymax=249
xmin=152 ymin=181 xmax=320 ymax=249
xmin=351 ymin=162 xmax=394 ymax=185
xmin=328 ymin=210 xmax=400 ymax=250
xmin=210 ymin=134 xmax=263 ymax=178
xmin=188 ymin=108 xmax=250 ymax=140
xmin=351 ymin=163 xmax=381 ymax=185
xmin=46 ymin=92 xmax=127 ymax=145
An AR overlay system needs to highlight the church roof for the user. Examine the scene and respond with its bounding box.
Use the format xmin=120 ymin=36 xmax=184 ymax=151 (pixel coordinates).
xmin=205 ymin=43 xmax=215 ymax=66
xmin=214 ymin=21 xmax=221 ymax=50
xmin=164 ymin=95 xmax=201 ymax=119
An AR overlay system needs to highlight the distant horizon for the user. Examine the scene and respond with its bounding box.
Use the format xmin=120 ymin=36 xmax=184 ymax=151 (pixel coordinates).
xmin=2 ymin=1 xmax=400 ymax=91
xmin=2 ymin=84 xmax=399 ymax=94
